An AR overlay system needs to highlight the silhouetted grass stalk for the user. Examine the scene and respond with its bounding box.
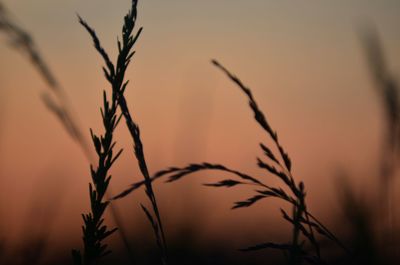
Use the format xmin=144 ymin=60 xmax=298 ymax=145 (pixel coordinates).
xmin=209 ymin=60 xmax=317 ymax=263
xmin=79 ymin=1 xmax=168 ymax=264
xmin=71 ymin=83 xmax=122 ymax=264
xmin=0 ymin=2 xmax=135 ymax=262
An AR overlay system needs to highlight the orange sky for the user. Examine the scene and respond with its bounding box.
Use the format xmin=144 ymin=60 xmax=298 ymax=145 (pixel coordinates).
xmin=1 ymin=0 xmax=400 ymax=254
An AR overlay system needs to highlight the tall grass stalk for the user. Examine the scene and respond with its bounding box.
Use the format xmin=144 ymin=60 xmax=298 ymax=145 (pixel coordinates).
xmin=79 ymin=0 xmax=168 ymax=263
xmin=0 ymin=2 xmax=134 ymax=262
xmin=71 ymin=61 xmax=123 ymax=265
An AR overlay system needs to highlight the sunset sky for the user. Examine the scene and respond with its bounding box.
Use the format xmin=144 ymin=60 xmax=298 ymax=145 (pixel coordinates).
xmin=0 ymin=0 xmax=400 ymax=256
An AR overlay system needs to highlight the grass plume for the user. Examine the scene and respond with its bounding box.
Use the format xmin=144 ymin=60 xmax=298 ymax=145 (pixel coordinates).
xmin=79 ymin=0 xmax=168 ymax=263
xmin=71 ymin=63 xmax=123 ymax=265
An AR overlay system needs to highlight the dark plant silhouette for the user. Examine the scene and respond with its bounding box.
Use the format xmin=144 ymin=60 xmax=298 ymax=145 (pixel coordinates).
xmin=0 ymin=1 xmax=134 ymax=262
xmin=71 ymin=85 xmax=123 ymax=264
xmin=78 ymin=0 xmax=168 ymax=264
xmin=114 ymin=60 xmax=347 ymax=264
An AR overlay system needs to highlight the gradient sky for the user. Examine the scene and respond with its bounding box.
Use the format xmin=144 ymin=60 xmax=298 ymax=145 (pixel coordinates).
xmin=1 ymin=0 xmax=400 ymax=254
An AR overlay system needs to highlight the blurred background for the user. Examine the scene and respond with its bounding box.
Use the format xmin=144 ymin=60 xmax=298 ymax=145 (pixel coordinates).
xmin=0 ymin=0 xmax=400 ymax=264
